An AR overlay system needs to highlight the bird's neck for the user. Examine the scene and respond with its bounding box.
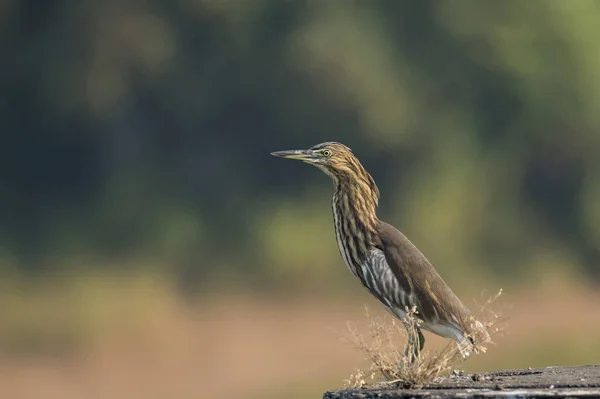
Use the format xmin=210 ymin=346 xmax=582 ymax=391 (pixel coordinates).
xmin=332 ymin=175 xmax=380 ymax=238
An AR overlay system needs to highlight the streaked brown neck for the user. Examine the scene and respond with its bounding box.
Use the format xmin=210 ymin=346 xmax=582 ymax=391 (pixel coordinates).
xmin=331 ymin=160 xmax=381 ymax=243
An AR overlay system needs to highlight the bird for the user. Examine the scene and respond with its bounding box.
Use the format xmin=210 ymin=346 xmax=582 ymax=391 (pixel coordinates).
xmin=271 ymin=142 xmax=489 ymax=362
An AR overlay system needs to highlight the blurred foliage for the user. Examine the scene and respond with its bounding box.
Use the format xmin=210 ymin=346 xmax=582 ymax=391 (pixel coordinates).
xmin=0 ymin=267 xmax=181 ymax=356
xmin=2 ymin=0 xmax=600 ymax=289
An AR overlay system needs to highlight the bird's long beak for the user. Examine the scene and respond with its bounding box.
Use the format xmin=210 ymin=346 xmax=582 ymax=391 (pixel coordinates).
xmin=270 ymin=149 xmax=314 ymax=161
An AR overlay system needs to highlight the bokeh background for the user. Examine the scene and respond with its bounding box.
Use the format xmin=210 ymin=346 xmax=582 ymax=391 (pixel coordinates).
xmin=2 ymin=1 xmax=600 ymax=398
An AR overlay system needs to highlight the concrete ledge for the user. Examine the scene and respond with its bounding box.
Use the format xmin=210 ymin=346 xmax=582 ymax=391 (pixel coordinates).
xmin=324 ymin=365 xmax=600 ymax=399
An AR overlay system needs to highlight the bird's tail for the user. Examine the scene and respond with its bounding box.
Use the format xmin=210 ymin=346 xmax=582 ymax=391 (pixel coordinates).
xmin=455 ymin=317 xmax=492 ymax=358
xmin=465 ymin=318 xmax=492 ymax=356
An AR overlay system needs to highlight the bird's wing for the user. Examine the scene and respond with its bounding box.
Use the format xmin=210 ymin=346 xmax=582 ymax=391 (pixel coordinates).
xmin=375 ymin=221 xmax=476 ymax=338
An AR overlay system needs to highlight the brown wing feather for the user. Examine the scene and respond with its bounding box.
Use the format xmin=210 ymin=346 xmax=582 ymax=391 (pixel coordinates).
xmin=375 ymin=221 xmax=475 ymax=335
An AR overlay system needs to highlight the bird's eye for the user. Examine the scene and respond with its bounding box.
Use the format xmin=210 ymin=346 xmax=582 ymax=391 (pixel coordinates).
xmin=322 ymin=150 xmax=332 ymax=157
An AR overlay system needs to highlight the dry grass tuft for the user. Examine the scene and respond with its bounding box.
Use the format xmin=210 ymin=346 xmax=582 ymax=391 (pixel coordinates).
xmin=342 ymin=289 xmax=506 ymax=389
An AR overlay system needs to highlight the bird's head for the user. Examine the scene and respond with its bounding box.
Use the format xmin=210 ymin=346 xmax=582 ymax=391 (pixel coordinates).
xmin=270 ymin=142 xmax=359 ymax=180
xmin=271 ymin=141 xmax=381 ymax=223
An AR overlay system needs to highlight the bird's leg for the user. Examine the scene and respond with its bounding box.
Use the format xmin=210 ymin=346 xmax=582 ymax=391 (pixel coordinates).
xmin=402 ymin=325 xmax=424 ymax=364
xmin=403 ymin=330 xmax=418 ymax=364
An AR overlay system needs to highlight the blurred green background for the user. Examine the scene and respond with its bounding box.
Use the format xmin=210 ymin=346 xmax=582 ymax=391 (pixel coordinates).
xmin=2 ymin=1 xmax=600 ymax=398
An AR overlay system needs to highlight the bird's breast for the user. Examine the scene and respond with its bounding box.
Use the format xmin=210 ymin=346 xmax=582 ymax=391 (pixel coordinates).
xmin=332 ymin=201 xmax=358 ymax=279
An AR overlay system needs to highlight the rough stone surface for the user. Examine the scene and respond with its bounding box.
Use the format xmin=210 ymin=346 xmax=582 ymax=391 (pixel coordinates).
xmin=324 ymin=365 xmax=600 ymax=398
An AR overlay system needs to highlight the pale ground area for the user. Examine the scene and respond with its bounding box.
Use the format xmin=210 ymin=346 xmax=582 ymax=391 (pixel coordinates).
xmin=0 ymin=284 xmax=599 ymax=399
